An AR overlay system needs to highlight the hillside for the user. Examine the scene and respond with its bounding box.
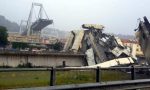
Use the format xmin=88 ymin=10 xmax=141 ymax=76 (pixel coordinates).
xmin=42 ymin=28 xmax=69 ymax=39
xmin=0 ymin=15 xmax=135 ymax=40
xmin=0 ymin=15 xmax=19 ymax=32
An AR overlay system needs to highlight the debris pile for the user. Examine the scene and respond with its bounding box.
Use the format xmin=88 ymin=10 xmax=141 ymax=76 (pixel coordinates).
xmin=64 ymin=24 xmax=131 ymax=66
xmin=135 ymin=16 xmax=150 ymax=65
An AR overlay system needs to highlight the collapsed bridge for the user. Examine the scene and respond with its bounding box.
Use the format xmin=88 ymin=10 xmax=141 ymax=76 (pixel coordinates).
xmin=20 ymin=3 xmax=53 ymax=36
xmin=64 ymin=24 xmax=135 ymax=67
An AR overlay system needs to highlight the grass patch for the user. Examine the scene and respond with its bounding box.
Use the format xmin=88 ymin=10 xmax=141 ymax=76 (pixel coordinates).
xmin=0 ymin=70 xmax=130 ymax=89
xmin=56 ymin=70 xmax=96 ymax=85
xmin=0 ymin=71 xmax=49 ymax=89
xmin=56 ymin=70 xmax=130 ymax=85
xmin=101 ymin=70 xmax=130 ymax=81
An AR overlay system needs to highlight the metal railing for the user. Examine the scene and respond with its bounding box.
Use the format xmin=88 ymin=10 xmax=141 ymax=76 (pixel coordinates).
xmin=0 ymin=50 xmax=85 ymax=56
xmin=15 ymin=79 xmax=150 ymax=90
xmin=1 ymin=66 xmax=150 ymax=88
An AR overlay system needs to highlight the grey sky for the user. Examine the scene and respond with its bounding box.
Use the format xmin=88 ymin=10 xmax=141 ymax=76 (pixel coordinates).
xmin=0 ymin=0 xmax=150 ymax=35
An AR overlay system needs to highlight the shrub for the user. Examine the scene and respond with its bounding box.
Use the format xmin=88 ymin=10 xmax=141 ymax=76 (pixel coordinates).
xmin=17 ymin=62 xmax=33 ymax=68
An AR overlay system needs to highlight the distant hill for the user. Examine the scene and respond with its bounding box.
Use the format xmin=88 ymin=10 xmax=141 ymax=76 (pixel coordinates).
xmin=0 ymin=15 xmax=20 ymax=32
xmin=114 ymin=34 xmax=136 ymax=40
xmin=0 ymin=15 xmax=135 ymax=40
xmin=42 ymin=28 xmax=69 ymax=39
xmin=106 ymin=33 xmax=135 ymax=40
xmin=42 ymin=29 xmax=135 ymax=40
xmin=0 ymin=15 xmax=68 ymax=38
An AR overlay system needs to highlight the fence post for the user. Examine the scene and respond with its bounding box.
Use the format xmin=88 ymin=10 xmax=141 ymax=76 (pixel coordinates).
xmin=96 ymin=67 xmax=100 ymax=82
xmin=62 ymin=61 xmax=66 ymax=67
xmin=50 ymin=67 xmax=56 ymax=86
xmin=131 ymin=65 xmax=135 ymax=80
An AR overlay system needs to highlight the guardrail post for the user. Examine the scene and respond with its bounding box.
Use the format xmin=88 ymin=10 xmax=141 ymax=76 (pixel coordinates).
xmin=62 ymin=61 xmax=66 ymax=67
xmin=50 ymin=67 xmax=56 ymax=86
xmin=96 ymin=67 xmax=100 ymax=82
xmin=131 ymin=65 xmax=135 ymax=80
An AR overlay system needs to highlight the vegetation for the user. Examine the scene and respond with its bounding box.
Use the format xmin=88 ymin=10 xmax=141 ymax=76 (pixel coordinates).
xmin=12 ymin=42 xmax=29 ymax=49
xmin=11 ymin=41 xmax=64 ymax=51
xmin=0 ymin=70 xmax=130 ymax=89
xmin=0 ymin=26 xmax=8 ymax=48
xmin=0 ymin=71 xmax=49 ymax=89
xmin=0 ymin=65 xmax=12 ymax=68
xmin=52 ymin=41 xmax=64 ymax=51
xmin=17 ymin=63 xmax=33 ymax=68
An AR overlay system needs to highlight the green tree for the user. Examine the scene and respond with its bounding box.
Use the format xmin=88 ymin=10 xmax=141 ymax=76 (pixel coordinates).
xmin=12 ymin=42 xmax=28 ymax=49
xmin=0 ymin=26 xmax=8 ymax=48
xmin=53 ymin=42 xmax=64 ymax=51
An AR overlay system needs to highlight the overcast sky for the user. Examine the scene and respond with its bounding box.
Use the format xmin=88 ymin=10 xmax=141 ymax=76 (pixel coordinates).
xmin=0 ymin=0 xmax=150 ymax=35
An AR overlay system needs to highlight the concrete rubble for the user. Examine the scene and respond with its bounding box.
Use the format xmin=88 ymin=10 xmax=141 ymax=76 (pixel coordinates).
xmin=64 ymin=24 xmax=135 ymax=67
xmin=135 ymin=16 xmax=150 ymax=65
